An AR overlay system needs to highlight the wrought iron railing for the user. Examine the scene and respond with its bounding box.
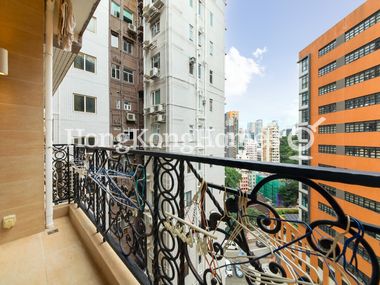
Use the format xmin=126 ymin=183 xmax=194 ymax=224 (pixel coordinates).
xmin=53 ymin=145 xmax=380 ymax=285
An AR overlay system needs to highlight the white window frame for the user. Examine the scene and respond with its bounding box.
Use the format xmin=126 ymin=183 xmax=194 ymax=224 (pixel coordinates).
xmin=111 ymin=64 xmax=120 ymax=80
xmin=151 ymin=89 xmax=161 ymax=105
xmin=152 ymin=21 xmax=160 ymax=37
xmin=123 ymin=67 xmax=134 ymax=83
xmin=189 ymin=24 xmax=194 ymax=41
xmin=111 ymin=31 xmax=119 ymax=48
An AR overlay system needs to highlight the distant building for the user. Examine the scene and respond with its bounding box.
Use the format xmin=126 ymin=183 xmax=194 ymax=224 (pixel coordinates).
xmin=254 ymin=119 xmax=263 ymax=145
xmin=254 ymin=173 xmax=284 ymax=207
xmin=247 ymin=121 xmax=255 ymax=139
xmin=261 ymin=120 xmax=280 ymax=163
xmin=225 ymin=111 xmax=239 ymax=158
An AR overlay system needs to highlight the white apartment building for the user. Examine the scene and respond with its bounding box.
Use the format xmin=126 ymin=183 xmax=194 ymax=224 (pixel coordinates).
xmin=142 ymin=0 xmax=226 ymax=283
xmin=261 ymin=120 xmax=280 ymax=163
xmin=53 ymin=0 xmax=110 ymax=146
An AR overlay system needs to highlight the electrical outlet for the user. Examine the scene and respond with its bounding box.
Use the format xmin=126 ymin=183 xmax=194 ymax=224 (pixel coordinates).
xmin=2 ymin=215 xmax=16 ymax=229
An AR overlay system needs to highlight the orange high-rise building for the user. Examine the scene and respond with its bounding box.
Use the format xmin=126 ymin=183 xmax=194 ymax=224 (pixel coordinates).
xmin=297 ymin=0 xmax=380 ymax=283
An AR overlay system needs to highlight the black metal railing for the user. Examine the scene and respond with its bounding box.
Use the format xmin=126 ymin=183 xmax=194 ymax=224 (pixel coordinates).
xmin=53 ymin=145 xmax=380 ymax=285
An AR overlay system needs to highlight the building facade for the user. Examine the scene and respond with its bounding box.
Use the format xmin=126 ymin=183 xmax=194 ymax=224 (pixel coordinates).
xmin=298 ymin=0 xmax=380 ymax=283
xmin=109 ymin=0 xmax=144 ymax=143
xmin=261 ymin=120 xmax=280 ymax=163
xmin=225 ymin=111 xmax=239 ymax=158
xmin=142 ymin=0 xmax=226 ymax=283
xmin=53 ymin=0 xmax=110 ymax=145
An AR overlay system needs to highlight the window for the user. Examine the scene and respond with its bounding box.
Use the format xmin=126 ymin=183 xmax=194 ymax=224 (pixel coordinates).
xmin=345 ymin=192 xmax=379 ymax=213
xmin=184 ymin=191 xmax=192 ymax=207
xmin=209 ymin=70 xmax=213 ymax=84
xmin=345 ymin=93 xmax=380 ymax=109
xmin=345 ymin=146 xmax=380 ymax=159
xmin=198 ymin=63 xmax=202 ymax=79
xmin=74 ymin=53 xmax=96 ymax=73
xmin=318 ymin=40 xmax=336 ymax=57
xmin=318 ymin=61 xmax=336 ymax=77
xmin=301 ymin=109 xmax=309 ymax=123
xmin=123 ymin=39 xmax=133 ymax=54
xmin=88 ymin=137 xmax=95 ymax=146
xmin=301 ymin=193 xmax=308 ymax=208
xmin=189 ymin=24 xmax=194 ymax=41
xmin=116 ymin=100 xmax=121 ymax=110
xmin=318 ymin=202 xmax=336 ymax=217
xmin=319 ymin=82 xmax=336 ymax=95
xmin=300 ymin=92 xmax=308 ymax=106
xmin=318 ymin=124 xmax=336 ymax=134
xmin=345 ymin=65 xmax=380 ymax=87
xmin=151 ymin=53 xmax=160 ymax=69
xmin=74 ymin=94 xmax=96 ymax=113
xmin=123 ymin=9 xmax=133 ymax=23
xmin=123 ymin=67 xmax=134 ymax=83
xmin=345 ymin=38 xmax=380 ymax=64
xmin=300 ymin=57 xmax=309 ymax=72
xmin=319 ymin=183 xmax=337 ymax=196
xmin=345 ymin=120 xmax=380 ymax=133
xmin=111 ymin=31 xmax=119 ymax=48
xmin=345 ymin=10 xmax=380 ymax=41
xmin=111 ymin=64 xmax=120 ymax=80
xmin=151 ymin=21 xmax=160 ymax=37
xmin=209 ymin=99 xmax=213 ymax=112
xmin=198 ymin=0 xmax=202 ymax=16
xmin=210 ymin=11 xmax=214 ymax=26
xmin=209 ymin=41 xmax=214 ymax=56
xmin=123 ymin=101 xmax=131 ymax=111
xmin=189 ymin=0 xmax=193 ymax=7
xmin=151 ymin=89 xmax=161 ymax=105
xmin=86 ymin=17 xmax=96 ymax=33
xmin=198 ymin=31 xmax=202 ymax=47
xmin=189 ymin=58 xmax=195 ymax=75
xmin=318 ymin=145 xmax=336 ymax=154
xmin=318 ymin=103 xmax=336 ymax=114
xmin=111 ymin=2 xmax=120 ymax=18
xmin=300 ymin=75 xmax=308 ymax=89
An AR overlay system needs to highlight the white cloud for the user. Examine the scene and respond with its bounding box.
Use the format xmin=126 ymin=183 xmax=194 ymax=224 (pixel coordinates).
xmin=253 ymin=47 xmax=267 ymax=60
xmin=225 ymin=47 xmax=265 ymax=98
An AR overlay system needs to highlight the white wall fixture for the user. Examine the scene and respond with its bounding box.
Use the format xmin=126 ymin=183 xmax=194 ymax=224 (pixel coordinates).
xmin=0 ymin=48 xmax=8 ymax=76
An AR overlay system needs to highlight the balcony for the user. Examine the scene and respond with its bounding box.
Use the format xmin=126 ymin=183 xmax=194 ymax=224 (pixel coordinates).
xmin=47 ymin=145 xmax=379 ymax=285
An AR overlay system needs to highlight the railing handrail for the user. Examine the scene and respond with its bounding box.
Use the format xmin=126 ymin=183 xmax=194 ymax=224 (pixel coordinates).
xmin=68 ymin=145 xmax=380 ymax=188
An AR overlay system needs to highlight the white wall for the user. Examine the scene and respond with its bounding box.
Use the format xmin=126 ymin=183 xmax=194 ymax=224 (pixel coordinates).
xmin=53 ymin=0 xmax=110 ymax=146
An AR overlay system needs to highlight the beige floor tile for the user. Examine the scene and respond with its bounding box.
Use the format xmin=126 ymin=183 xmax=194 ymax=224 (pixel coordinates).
xmin=0 ymin=217 xmax=107 ymax=285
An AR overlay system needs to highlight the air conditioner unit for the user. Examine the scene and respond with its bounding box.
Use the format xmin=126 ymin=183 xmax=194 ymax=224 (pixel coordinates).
xmin=156 ymin=104 xmax=165 ymax=112
xmin=150 ymin=67 xmax=160 ymax=79
xmin=152 ymin=0 xmax=164 ymax=9
xmin=157 ymin=114 xmax=166 ymax=122
xmin=189 ymin=57 xmax=196 ymax=63
xmin=144 ymin=107 xmax=150 ymax=114
xmin=152 ymin=115 xmax=158 ymax=122
xmin=126 ymin=113 xmax=136 ymax=121
xmin=143 ymin=40 xmax=151 ymax=50
xmin=142 ymin=4 xmax=151 ymax=17
xmin=202 ymin=99 xmax=206 ymax=105
xmin=128 ymin=23 xmax=137 ymax=33
xmin=149 ymin=106 xmax=155 ymax=113
xmin=199 ymin=27 xmax=204 ymax=34
xmin=154 ymin=105 xmax=160 ymax=112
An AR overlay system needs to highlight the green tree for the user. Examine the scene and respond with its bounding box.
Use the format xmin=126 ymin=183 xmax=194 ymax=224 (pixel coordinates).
xmin=280 ymin=135 xmax=298 ymax=164
xmin=225 ymin=167 xmax=242 ymax=188
xmin=279 ymin=180 xmax=299 ymax=207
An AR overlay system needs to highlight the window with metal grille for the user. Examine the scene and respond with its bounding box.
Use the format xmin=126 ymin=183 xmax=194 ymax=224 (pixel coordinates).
xmin=345 ymin=10 xmax=380 ymax=41
xmin=319 ymin=82 xmax=336 ymax=95
xmin=318 ymin=61 xmax=336 ymax=76
xmin=318 ymin=103 xmax=336 ymax=114
xmin=345 ymin=65 xmax=380 ymax=87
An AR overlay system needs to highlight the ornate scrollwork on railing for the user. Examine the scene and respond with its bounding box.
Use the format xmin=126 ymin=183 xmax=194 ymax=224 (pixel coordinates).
xmin=52 ymin=146 xmax=380 ymax=285
xmin=52 ymin=144 xmax=73 ymax=203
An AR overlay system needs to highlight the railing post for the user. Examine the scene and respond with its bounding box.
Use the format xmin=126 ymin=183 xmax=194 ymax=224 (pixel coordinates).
xmin=178 ymin=160 xmax=185 ymax=285
xmin=67 ymin=144 xmax=71 ymax=204
xmin=152 ymin=157 xmax=159 ymax=285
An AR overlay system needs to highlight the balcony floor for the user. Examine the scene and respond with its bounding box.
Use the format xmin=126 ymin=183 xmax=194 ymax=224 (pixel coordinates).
xmin=0 ymin=217 xmax=107 ymax=285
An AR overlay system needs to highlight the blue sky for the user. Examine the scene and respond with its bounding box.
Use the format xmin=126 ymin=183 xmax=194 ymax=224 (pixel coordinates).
xmin=225 ymin=0 xmax=365 ymax=130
